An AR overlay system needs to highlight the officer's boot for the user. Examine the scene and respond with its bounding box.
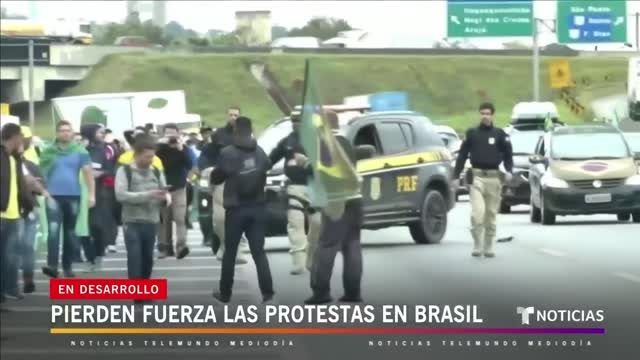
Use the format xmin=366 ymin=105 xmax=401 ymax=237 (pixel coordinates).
xmin=471 ymin=233 xmax=483 ymax=257
xmin=483 ymin=235 xmax=496 ymax=258
xmin=23 ymin=273 xmax=35 ymax=294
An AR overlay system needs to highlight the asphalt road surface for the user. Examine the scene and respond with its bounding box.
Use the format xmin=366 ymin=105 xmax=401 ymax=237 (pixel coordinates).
xmin=1 ymin=198 xmax=638 ymax=360
xmin=261 ymin=197 xmax=639 ymax=359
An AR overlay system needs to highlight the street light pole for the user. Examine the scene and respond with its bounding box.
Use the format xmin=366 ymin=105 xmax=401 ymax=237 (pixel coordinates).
xmin=532 ymin=18 xmax=540 ymax=101
xmin=28 ymin=40 xmax=35 ymax=129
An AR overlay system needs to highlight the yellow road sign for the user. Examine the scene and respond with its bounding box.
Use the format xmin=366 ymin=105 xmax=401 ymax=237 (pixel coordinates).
xmin=549 ymin=60 xmax=573 ymax=89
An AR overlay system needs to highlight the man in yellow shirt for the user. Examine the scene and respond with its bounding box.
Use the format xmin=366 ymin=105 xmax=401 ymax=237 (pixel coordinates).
xmin=119 ymin=129 xmax=164 ymax=170
xmin=1 ymin=123 xmax=32 ymax=305
xmin=118 ymin=149 xmax=164 ymax=170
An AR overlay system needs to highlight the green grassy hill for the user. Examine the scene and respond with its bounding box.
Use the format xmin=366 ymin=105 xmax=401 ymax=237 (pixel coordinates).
xmin=31 ymin=53 xmax=629 ymax=137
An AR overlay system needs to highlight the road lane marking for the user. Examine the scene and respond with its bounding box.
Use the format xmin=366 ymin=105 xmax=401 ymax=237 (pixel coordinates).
xmin=35 ymin=255 xmax=220 ymax=264
xmin=539 ymin=248 xmax=566 ymax=257
xmin=84 ymin=265 xmax=223 ymax=271
xmin=612 ymin=272 xmax=640 ymax=284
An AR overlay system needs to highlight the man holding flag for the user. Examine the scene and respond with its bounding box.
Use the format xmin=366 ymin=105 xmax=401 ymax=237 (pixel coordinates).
xmin=295 ymin=60 xmax=364 ymax=304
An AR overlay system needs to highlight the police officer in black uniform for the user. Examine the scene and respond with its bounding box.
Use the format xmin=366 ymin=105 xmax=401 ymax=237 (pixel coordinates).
xmin=210 ymin=116 xmax=274 ymax=304
xmin=199 ymin=106 xmax=249 ymax=263
xmin=454 ymin=102 xmax=513 ymax=258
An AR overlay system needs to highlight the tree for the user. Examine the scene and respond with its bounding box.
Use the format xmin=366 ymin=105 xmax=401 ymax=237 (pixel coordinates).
xmin=94 ymin=19 xmax=171 ymax=46
xmin=288 ymin=17 xmax=352 ymax=40
xmin=165 ymin=21 xmax=199 ymax=41
xmin=206 ymin=29 xmax=225 ymax=38
xmin=188 ymin=37 xmax=209 ymax=47
xmin=209 ymin=31 xmax=241 ymax=47
xmin=271 ymin=25 xmax=288 ymax=40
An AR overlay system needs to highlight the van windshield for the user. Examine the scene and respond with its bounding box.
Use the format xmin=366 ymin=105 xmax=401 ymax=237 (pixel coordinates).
xmin=551 ymin=133 xmax=631 ymax=160
xmin=510 ymin=131 xmax=543 ymax=155
xmin=624 ymin=133 xmax=640 ymax=153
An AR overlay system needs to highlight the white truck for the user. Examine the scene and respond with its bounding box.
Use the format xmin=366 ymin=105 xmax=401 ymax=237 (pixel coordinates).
xmin=629 ymin=57 xmax=640 ymax=121
xmin=51 ymin=90 xmax=201 ymax=139
xmin=0 ymin=18 xmax=93 ymax=44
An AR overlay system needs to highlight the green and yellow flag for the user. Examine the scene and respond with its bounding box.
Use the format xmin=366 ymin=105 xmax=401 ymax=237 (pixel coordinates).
xmin=299 ymin=59 xmax=360 ymax=209
xmin=544 ymin=112 xmax=554 ymax=132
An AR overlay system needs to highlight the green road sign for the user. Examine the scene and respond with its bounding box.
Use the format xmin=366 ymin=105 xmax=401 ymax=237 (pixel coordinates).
xmin=557 ymin=0 xmax=627 ymax=44
xmin=447 ymin=0 xmax=534 ymax=38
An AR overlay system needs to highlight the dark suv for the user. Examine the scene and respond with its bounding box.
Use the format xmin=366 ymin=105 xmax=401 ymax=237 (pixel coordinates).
xmin=259 ymin=111 xmax=456 ymax=244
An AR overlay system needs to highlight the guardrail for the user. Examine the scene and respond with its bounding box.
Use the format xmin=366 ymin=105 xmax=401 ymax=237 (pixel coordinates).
xmin=187 ymin=46 xmax=582 ymax=57
xmin=48 ymin=45 xmax=155 ymax=66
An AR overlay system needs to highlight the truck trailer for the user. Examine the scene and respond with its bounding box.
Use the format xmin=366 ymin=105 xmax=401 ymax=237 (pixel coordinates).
xmin=0 ymin=18 xmax=93 ymax=44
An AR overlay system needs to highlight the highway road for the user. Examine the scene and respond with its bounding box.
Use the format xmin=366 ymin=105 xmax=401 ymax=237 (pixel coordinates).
xmin=1 ymin=198 xmax=638 ymax=360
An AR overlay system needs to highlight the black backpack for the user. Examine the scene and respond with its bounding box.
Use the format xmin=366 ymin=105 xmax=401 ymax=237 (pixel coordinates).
xmin=113 ymin=164 xmax=161 ymax=225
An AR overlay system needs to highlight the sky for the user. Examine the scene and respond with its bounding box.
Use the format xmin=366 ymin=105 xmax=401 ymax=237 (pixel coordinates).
xmin=2 ymin=0 xmax=640 ymax=49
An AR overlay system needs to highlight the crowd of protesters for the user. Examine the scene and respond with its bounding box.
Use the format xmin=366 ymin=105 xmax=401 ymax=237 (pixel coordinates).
xmin=1 ymin=104 xmax=365 ymax=310
xmin=0 ymin=119 xmax=209 ymax=310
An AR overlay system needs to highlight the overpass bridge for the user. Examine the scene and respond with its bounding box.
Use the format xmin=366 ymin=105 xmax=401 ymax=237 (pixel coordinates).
xmin=0 ymin=39 xmax=154 ymax=103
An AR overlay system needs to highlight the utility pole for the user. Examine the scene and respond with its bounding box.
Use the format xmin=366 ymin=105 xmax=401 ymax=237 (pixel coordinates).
xmin=28 ymin=40 xmax=35 ymax=129
xmin=532 ymin=18 xmax=540 ymax=101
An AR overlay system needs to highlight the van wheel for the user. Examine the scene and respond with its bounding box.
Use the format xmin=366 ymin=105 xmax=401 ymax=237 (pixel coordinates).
xmin=617 ymin=213 xmax=631 ymax=221
xmin=409 ymin=189 xmax=447 ymax=244
xmin=541 ymin=192 xmax=556 ymax=225
xmin=530 ymin=195 xmax=541 ymax=223
xmin=632 ymin=212 xmax=640 ymax=223
xmin=499 ymin=201 xmax=511 ymax=214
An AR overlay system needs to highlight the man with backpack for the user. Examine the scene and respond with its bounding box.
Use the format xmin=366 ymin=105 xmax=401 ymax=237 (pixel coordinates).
xmin=115 ymin=135 xmax=169 ymax=304
xmin=210 ymin=116 xmax=274 ymax=304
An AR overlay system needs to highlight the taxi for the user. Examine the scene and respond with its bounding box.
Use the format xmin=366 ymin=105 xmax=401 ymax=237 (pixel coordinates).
xmin=528 ymin=125 xmax=640 ymax=224
xmin=260 ymin=111 xmax=456 ymax=244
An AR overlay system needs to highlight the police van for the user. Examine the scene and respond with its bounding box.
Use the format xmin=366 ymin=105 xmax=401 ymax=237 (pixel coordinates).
xmin=259 ymin=110 xmax=456 ymax=244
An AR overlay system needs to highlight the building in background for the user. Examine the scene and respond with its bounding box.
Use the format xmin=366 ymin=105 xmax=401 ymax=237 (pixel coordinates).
xmin=235 ymin=10 xmax=272 ymax=46
xmin=126 ymin=0 xmax=167 ymax=27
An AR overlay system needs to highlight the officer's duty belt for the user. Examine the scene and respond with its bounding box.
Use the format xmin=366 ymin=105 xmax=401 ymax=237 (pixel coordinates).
xmin=471 ymin=169 xmax=501 ymax=178
xmin=287 ymin=194 xmax=310 ymax=213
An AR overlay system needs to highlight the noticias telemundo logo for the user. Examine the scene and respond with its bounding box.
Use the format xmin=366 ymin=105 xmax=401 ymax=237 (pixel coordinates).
xmin=516 ymin=306 xmax=605 ymax=326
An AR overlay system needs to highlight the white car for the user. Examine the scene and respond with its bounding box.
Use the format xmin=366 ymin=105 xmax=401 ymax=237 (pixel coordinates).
xmin=435 ymin=125 xmax=461 ymax=155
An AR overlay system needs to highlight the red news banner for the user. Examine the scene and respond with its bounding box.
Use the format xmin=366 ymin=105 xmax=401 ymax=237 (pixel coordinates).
xmin=50 ymin=279 xmax=168 ymax=300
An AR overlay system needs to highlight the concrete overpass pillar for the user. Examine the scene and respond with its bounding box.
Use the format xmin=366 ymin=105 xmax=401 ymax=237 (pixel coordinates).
xmin=19 ymin=67 xmax=46 ymax=102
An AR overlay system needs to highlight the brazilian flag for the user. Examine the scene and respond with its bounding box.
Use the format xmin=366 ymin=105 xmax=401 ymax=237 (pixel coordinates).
xmin=544 ymin=112 xmax=554 ymax=132
xmin=299 ymin=59 xmax=361 ymax=209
